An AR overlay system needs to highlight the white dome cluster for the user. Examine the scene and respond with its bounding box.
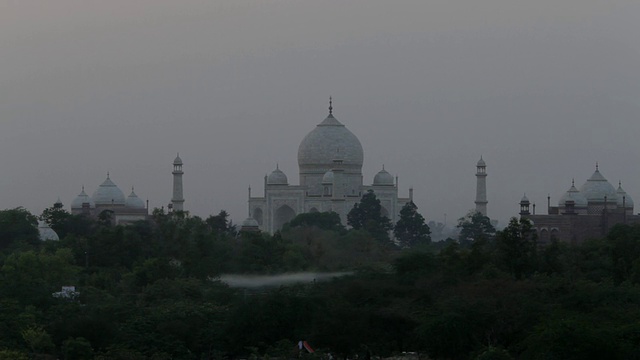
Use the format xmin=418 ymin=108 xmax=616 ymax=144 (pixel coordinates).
xmin=71 ymin=174 xmax=146 ymax=213
xmin=550 ymin=165 xmax=634 ymax=213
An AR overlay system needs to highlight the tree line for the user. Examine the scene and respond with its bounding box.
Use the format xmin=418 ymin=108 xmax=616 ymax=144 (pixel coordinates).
xmin=1 ymin=192 xmax=640 ymax=359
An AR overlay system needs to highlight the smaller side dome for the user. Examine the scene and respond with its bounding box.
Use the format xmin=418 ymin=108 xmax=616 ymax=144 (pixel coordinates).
xmin=322 ymin=170 xmax=334 ymax=184
xmin=267 ymin=165 xmax=288 ymax=185
xmin=617 ymin=182 xmax=634 ymax=208
xmin=477 ymin=156 xmax=486 ymax=167
xmin=559 ymin=181 xmax=588 ymax=207
xmin=126 ymin=187 xmax=146 ymax=209
xmin=373 ymin=167 xmax=394 ymax=186
xmin=71 ymin=187 xmax=95 ymax=209
xmin=174 ymin=153 xmax=183 ymax=165
xmin=520 ymin=194 xmax=530 ymax=203
xmin=38 ymin=220 xmax=59 ymax=241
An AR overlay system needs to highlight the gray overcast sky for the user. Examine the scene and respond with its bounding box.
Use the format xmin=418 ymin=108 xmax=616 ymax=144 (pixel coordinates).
xmin=1 ymin=0 xmax=639 ymax=227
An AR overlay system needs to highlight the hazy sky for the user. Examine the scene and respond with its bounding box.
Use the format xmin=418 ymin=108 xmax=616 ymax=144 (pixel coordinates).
xmin=1 ymin=1 xmax=639 ymax=227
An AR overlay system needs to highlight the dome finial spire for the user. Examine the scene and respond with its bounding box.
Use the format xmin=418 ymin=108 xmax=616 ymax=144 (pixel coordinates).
xmin=572 ymin=178 xmax=575 ymax=186
xmin=329 ymin=96 xmax=333 ymax=115
xmin=596 ymin=162 xmax=599 ymax=171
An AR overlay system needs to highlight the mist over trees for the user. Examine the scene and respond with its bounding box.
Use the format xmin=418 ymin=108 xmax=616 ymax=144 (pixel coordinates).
xmin=2 ymin=203 xmax=640 ymax=359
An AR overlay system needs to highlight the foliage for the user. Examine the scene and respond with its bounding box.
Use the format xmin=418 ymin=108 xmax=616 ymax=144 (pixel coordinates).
xmin=393 ymin=201 xmax=431 ymax=248
xmin=21 ymin=325 xmax=55 ymax=354
xmin=0 ymin=349 xmax=29 ymax=360
xmin=347 ymin=190 xmax=393 ymax=242
xmin=62 ymin=337 xmax=94 ymax=360
xmin=4 ymin=206 xmax=640 ymax=359
xmin=206 ymin=210 xmax=237 ymax=237
xmin=284 ymin=211 xmax=346 ymax=233
xmin=457 ymin=210 xmax=496 ymax=244
xmin=40 ymin=202 xmax=73 ymax=239
xmin=495 ymin=218 xmax=537 ymax=279
xmin=607 ymin=223 xmax=640 ymax=284
xmin=474 ymin=346 xmax=513 ymax=360
xmin=0 ymin=208 xmax=39 ymax=251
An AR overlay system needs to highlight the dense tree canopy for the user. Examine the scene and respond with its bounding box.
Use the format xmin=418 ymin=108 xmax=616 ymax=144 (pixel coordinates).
xmin=496 ymin=217 xmax=538 ymax=279
xmin=284 ymin=211 xmax=345 ymax=233
xmin=394 ymin=201 xmax=431 ymax=248
xmin=347 ymin=190 xmax=393 ymax=242
xmin=0 ymin=207 xmax=39 ymax=250
xmin=2 ymin=206 xmax=640 ymax=359
xmin=457 ymin=210 xmax=496 ymax=244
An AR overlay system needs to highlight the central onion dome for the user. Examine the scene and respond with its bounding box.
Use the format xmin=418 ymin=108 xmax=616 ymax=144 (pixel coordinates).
xmin=92 ymin=173 xmax=126 ymax=205
xmin=579 ymin=166 xmax=617 ymax=203
xmin=298 ymin=101 xmax=364 ymax=173
xmin=558 ymin=180 xmax=588 ymax=207
xmin=373 ymin=166 xmax=394 ymax=186
xmin=267 ymin=165 xmax=289 ymax=185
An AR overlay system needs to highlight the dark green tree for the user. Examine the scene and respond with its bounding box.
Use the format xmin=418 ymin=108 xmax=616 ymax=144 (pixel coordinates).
xmin=606 ymin=224 xmax=640 ymax=284
xmin=285 ymin=211 xmax=345 ymax=233
xmin=457 ymin=210 xmax=496 ymax=244
xmin=0 ymin=207 xmax=39 ymax=251
xmin=62 ymin=337 xmax=94 ymax=360
xmin=347 ymin=190 xmax=392 ymax=241
xmin=206 ymin=210 xmax=237 ymax=237
xmin=495 ymin=217 xmax=537 ymax=280
xmin=394 ymin=201 xmax=430 ymax=248
xmin=41 ymin=201 xmax=70 ymax=228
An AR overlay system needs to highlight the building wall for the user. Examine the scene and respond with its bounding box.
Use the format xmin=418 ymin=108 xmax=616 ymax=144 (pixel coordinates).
xmin=522 ymin=211 xmax=640 ymax=245
xmin=249 ymin=183 xmax=410 ymax=233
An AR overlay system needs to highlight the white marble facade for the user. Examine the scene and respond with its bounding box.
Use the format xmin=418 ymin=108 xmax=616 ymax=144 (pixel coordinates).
xmin=248 ymin=101 xmax=412 ymax=233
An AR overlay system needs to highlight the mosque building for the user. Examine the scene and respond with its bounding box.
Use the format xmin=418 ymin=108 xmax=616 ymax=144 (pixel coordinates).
xmin=70 ymin=173 xmax=148 ymax=225
xmin=248 ymin=99 xmax=413 ymax=233
xmin=519 ymin=164 xmax=639 ymax=245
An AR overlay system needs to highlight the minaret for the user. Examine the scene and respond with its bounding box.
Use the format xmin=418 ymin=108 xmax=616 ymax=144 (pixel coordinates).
xmin=171 ymin=153 xmax=185 ymax=211
xmin=475 ymin=156 xmax=488 ymax=216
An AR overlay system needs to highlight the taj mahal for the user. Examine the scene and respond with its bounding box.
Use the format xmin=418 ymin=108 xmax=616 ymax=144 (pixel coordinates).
xmin=247 ymin=99 xmax=413 ymax=233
